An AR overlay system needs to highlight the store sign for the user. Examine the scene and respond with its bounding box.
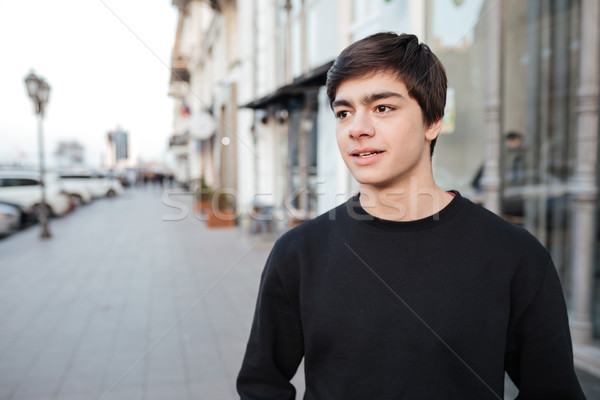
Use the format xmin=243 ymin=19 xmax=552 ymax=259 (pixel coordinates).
xmin=190 ymin=111 xmax=216 ymax=140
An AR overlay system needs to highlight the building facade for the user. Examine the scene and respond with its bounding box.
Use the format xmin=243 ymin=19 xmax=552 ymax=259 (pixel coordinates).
xmin=168 ymin=0 xmax=599 ymax=374
xmin=104 ymin=127 xmax=130 ymax=170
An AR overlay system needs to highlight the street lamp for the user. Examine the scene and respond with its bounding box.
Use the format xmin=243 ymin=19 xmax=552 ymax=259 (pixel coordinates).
xmin=24 ymin=71 xmax=52 ymax=239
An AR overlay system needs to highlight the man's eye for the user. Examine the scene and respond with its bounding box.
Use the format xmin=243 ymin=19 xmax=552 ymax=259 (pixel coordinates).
xmin=335 ymin=110 xmax=349 ymax=119
xmin=375 ymin=105 xmax=392 ymax=113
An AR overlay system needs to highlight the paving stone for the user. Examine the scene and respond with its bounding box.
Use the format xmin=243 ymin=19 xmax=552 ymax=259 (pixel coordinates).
xmin=145 ymin=382 xmax=190 ymax=400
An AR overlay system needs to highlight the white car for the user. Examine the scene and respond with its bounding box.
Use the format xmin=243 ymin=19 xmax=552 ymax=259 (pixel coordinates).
xmin=0 ymin=202 xmax=21 ymax=236
xmin=56 ymin=175 xmax=94 ymax=205
xmin=59 ymin=173 xmax=123 ymax=199
xmin=97 ymin=173 xmax=124 ymax=197
xmin=0 ymin=170 xmax=73 ymax=218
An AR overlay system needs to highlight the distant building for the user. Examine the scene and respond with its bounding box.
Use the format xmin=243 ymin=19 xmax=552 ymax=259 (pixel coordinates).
xmin=111 ymin=129 xmax=128 ymax=161
xmin=54 ymin=140 xmax=85 ymax=169
xmin=105 ymin=127 xmax=130 ymax=169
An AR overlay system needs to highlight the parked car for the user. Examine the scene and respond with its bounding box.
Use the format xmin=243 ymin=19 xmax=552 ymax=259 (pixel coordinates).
xmin=98 ymin=173 xmax=124 ymax=197
xmin=0 ymin=170 xmax=73 ymax=220
xmin=0 ymin=202 xmax=21 ymax=237
xmin=59 ymin=172 xmax=123 ymax=199
xmin=56 ymin=175 xmax=93 ymax=205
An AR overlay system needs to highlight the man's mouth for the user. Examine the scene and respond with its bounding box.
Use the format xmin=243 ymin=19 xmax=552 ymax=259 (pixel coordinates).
xmin=353 ymin=151 xmax=383 ymax=158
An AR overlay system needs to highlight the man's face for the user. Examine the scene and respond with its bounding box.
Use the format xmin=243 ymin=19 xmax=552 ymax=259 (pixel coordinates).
xmin=332 ymin=71 xmax=441 ymax=190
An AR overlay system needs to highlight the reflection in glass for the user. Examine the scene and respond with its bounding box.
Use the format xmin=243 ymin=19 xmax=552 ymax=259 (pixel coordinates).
xmin=502 ymin=0 xmax=581 ymax=283
xmin=427 ymin=0 xmax=487 ymax=199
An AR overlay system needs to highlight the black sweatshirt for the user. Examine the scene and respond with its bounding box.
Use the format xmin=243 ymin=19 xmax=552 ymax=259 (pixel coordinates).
xmin=237 ymin=192 xmax=585 ymax=399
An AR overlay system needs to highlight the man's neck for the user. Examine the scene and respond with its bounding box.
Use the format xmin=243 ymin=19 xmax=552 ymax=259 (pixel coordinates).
xmin=359 ymin=180 xmax=453 ymax=222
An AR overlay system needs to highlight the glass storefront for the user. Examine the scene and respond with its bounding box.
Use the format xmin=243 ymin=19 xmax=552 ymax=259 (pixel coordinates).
xmin=427 ymin=0 xmax=598 ymax=338
xmin=596 ymin=155 xmax=600 ymax=339
xmin=287 ymin=95 xmax=319 ymax=219
xmin=502 ymin=0 xmax=581 ymax=285
xmin=426 ymin=0 xmax=487 ymax=198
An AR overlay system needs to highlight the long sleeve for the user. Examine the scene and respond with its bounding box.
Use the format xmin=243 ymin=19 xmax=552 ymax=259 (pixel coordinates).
xmin=237 ymin=249 xmax=305 ymax=400
xmin=504 ymin=259 xmax=585 ymax=399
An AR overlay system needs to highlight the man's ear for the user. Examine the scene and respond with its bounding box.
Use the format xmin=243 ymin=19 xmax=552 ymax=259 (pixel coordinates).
xmin=425 ymin=119 xmax=442 ymax=141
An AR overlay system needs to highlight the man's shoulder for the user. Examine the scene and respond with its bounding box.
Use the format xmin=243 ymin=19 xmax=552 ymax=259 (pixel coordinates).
xmin=461 ymin=196 xmax=526 ymax=232
xmin=273 ymin=202 xmax=347 ymax=252
xmin=459 ymin=195 xmax=548 ymax=256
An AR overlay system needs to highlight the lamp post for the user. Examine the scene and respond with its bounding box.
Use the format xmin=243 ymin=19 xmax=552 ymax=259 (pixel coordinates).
xmin=24 ymin=71 xmax=52 ymax=239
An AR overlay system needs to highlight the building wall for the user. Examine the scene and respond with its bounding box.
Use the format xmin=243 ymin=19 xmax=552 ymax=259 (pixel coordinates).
xmin=167 ymin=0 xmax=600 ymax=371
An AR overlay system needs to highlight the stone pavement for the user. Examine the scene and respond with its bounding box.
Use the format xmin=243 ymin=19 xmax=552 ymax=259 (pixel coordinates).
xmin=0 ymin=187 xmax=290 ymax=400
xmin=0 ymin=187 xmax=598 ymax=400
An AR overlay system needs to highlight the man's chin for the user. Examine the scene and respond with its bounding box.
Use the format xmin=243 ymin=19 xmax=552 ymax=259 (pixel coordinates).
xmin=355 ymin=178 xmax=395 ymax=190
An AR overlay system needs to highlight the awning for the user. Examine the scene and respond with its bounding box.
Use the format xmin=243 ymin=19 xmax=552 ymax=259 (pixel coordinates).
xmin=241 ymin=84 xmax=303 ymax=109
xmin=241 ymin=60 xmax=334 ymax=110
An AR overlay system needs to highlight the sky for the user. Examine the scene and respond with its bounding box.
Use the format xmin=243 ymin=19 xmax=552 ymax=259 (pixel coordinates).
xmin=0 ymin=0 xmax=178 ymax=169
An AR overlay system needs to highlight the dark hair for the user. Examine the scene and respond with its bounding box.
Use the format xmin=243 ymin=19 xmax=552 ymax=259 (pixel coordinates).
xmin=505 ymin=131 xmax=523 ymax=140
xmin=326 ymin=32 xmax=447 ymax=156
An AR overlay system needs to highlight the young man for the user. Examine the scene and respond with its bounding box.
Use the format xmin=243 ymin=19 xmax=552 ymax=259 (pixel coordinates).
xmin=237 ymin=32 xmax=585 ymax=399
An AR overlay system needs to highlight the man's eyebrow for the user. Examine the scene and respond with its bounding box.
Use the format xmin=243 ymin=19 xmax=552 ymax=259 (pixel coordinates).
xmin=331 ymin=99 xmax=352 ymax=109
xmin=332 ymin=91 xmax=405 ymax=109
xmin=360 ymin=91 xmax=404 ymax=105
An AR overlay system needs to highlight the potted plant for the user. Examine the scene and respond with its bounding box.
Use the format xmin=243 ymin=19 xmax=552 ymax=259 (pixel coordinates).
xmin=194 ymin=177 xmax=213 ymax=214
xmin=206 ymin=190 xmax=237 ymax=228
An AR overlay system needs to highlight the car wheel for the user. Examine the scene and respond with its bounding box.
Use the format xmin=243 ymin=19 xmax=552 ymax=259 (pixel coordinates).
xmin=106 ymin=189 xmax=116 ymax=198
xmin=71 ymin=194 xmax=84 ymax=206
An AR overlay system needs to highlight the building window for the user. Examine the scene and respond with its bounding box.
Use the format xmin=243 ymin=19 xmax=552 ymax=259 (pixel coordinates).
xmin=276 ymin=0 xmax=331 ymax=80
xmin=352 ymin=0 xmax=377 ymax=22
xmin=275 ymin=0 xmax=290 ymax=86
xmin=502 ymin=0 xmax=581 ymax=285
xmin=426 ymin=0 xmax=487 ymax=200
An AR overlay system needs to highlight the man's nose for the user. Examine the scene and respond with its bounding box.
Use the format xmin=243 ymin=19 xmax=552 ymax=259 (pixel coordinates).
xmin=348 ymin=112 xmax=375 ymax=139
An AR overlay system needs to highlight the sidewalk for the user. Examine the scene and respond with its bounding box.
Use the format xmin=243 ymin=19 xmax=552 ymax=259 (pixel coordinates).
xmin=0 ymin=187 xmax=279 ymax=400
xmin=0 ymin=187 xmax=598 ymax=399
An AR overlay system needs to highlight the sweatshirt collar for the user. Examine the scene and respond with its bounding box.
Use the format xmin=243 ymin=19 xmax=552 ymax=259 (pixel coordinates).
xmin=346 ymin=190 xmax=466 ymax=232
